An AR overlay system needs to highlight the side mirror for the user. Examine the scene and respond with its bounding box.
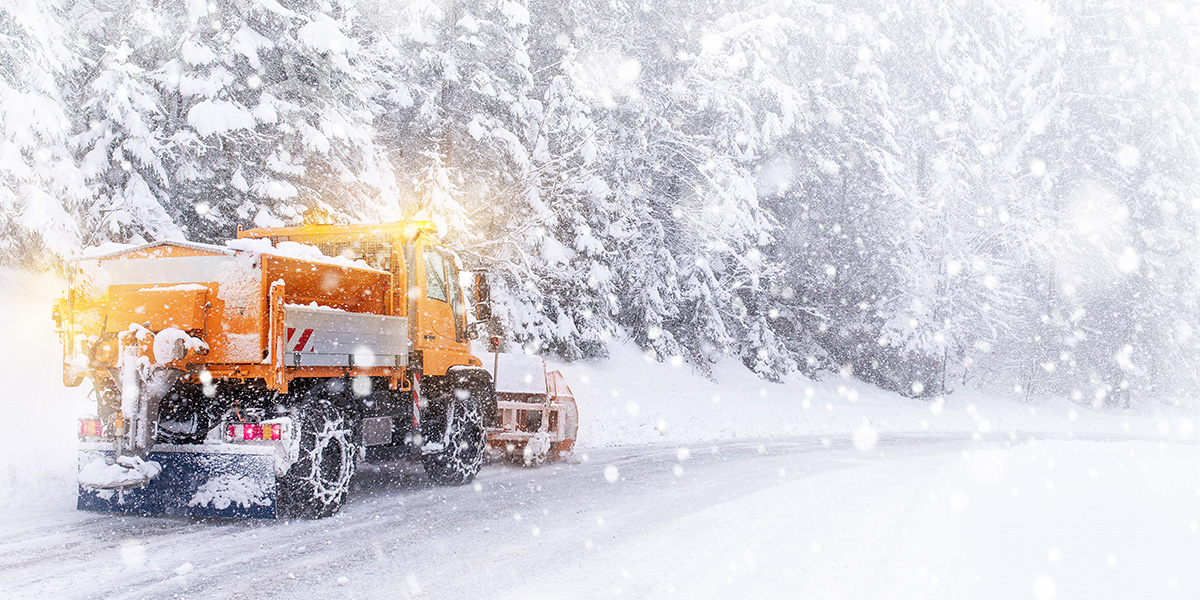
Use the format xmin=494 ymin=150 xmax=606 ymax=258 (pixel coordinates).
xmin=474 ymin=272 xmax=492 ymax=322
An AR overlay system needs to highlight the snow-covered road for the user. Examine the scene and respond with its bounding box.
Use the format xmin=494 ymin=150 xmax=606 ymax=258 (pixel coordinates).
xmin=4 ymin=433 xmax=1199 ymax=600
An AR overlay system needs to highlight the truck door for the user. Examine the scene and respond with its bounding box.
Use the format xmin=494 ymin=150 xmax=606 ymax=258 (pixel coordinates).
xmin=412 ymin=241 xmax=466 ymax=373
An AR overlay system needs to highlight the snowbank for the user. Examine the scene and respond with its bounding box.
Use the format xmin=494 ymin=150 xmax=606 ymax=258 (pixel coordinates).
xmin=542 ymin=339 xmax=1194 ymax=451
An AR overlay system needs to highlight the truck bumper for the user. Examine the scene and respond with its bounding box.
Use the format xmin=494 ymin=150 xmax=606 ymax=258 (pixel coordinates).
xmin=77 ymin=443 xmax=278 ymax=519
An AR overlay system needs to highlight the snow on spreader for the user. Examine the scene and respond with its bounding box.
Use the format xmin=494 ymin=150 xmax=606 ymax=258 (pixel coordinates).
xmin=484 ymin=353 xmax=579 ymax=465
xmin=55 ymin=222 xmax=499 ymax=518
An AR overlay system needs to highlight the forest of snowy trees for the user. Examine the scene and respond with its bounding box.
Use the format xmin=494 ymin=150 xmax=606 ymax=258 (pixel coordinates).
xmin=3 ymin=0 xmax=1199 ymax=405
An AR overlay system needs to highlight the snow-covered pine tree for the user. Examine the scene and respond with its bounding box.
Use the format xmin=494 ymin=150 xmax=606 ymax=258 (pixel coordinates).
xmin=389 ymin=0 xmax=613 ymax=359
xmin=684 ymin=5 xmax=799 ymax=380
xmin=521 ymin=1 xmax=680 ymax=363
xmin=383 ymin=0 xmax=538 ymax=241
xmin=73 ymin=0 xmax=182 ymax=246
xmin=0 ymin=0 xmax=88 ymax=263
xmin=520 ymin=71 xmax=621 ymax=360
xmin=543 ymin=0 xmax=781 ymax=373
xmin=357 ymin=0 xmax=466 ymax=238
xmin=706 ymin=1 xmax=915 ymax=388
xmin=876 ymin=0 xmax=1034 ymax=395
xmin=1001 ymin=0 xmax=1200 ymax=405
xmin=163 ymin=0 xmax=396 ymax=241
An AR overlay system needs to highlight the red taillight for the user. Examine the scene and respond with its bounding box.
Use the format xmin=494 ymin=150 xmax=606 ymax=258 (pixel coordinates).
xmin=226 ymin=422 xmax=282 ymax=441
xmin=227 ymin=423 xmax=259 ymax=440
xmin=78 ymin=418 xmax=103 ymax=439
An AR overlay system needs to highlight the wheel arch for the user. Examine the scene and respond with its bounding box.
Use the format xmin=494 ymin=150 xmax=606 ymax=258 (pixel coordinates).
xmin=445 ymin=365 xmax=497 ymax=425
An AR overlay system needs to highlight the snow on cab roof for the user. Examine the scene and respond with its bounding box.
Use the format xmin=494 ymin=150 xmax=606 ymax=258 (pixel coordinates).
xmin=225 ymin=238 xmax=380 ymax=271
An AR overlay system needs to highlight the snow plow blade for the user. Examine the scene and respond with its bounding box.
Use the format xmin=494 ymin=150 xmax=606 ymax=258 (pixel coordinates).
xmin=77 ymin=443 xmax=278 ymax=519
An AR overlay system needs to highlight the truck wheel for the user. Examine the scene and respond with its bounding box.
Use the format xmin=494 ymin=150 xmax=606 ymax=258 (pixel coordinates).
xmin=421 ymin=390 xmax=485 ymax=486
xmin=278 ymin=401 xmax=357 ymax=518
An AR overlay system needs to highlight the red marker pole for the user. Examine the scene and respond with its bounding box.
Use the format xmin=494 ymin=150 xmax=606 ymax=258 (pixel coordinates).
xmin=490 ymin=336 xmax=500 ymax=386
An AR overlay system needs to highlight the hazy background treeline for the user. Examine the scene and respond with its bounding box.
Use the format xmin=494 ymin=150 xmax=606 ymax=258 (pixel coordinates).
xmin=4 ymin=0 xmax=1199 ymax=405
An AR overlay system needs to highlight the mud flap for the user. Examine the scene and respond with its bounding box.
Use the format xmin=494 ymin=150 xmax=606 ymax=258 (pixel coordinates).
xmin=77 ymin=443 xmax=278 ymax=519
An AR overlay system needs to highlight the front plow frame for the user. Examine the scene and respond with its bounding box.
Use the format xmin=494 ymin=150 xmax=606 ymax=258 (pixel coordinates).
xmin=486 ymin=369 xmax=578 ymax=462
xmin=78 ymin=443 xmax=278 ymax=519
xmin=488 ymin=399 xmax=573 ymax=447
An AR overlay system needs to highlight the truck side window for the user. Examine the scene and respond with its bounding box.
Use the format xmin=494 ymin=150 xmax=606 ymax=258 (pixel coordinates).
xmin=423 ymin=248 xmax=448 ymax=303
xmin=444 ymin=251 xmax=466 ymax=342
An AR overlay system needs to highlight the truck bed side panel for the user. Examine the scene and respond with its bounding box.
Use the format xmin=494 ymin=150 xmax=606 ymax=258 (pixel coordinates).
xmin=282 ymin=305 xmax=408 ymax=368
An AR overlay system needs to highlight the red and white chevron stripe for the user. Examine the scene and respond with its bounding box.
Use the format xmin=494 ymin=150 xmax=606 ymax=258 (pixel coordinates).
xmin=285 ymin=327 xmax=315 ymax=352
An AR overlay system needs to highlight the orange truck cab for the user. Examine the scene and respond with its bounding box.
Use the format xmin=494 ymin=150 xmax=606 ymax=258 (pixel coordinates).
xmin=55 ymin=221 xmax=496 ymax=519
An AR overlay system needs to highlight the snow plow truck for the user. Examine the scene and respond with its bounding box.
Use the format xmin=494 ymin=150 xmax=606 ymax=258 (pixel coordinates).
xmin=54 ymin=221 xmax=504 ymax=518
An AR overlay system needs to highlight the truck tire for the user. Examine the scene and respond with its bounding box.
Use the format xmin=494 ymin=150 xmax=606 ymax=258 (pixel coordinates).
xmin=421 ymin=378 xmax=487 ymax=486
xmin=278 ymin=401 xmax=357 ymax=518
